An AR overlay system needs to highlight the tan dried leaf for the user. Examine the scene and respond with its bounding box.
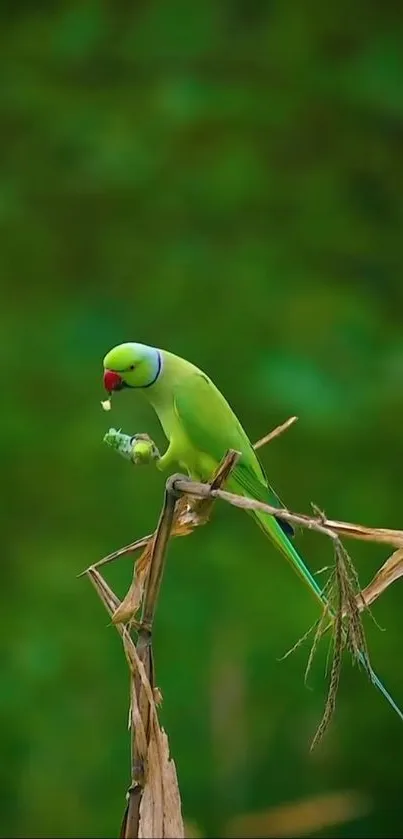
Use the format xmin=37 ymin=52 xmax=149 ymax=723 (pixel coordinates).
xmin=139 ymin=721 xmax=184 ymax=839
xmin=357 ymin=548 xmax=403 ymax=610
xmin=112 ymin=499 xmax=210 ymax=625
xmin=130 ymin=676 xmax=148 ymax=762
xmin=324 ymin=520 xmax=403 ymax=548
xmin=112 ymin=544 xmax=154 ymax=624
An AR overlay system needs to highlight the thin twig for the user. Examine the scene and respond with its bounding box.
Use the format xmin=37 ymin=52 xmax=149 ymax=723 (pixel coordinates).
xmin=140 ymin=477 xmax=180 ymax=630
xmin=253 ymin=415 xmax=298 ymax=449
xmin=170 ymin=479 xmax=403 ymax=550
xmin=185 ymin=448 xmax=241 ymax=522
xmin=78 ymin=534 xmax=153 ymax=576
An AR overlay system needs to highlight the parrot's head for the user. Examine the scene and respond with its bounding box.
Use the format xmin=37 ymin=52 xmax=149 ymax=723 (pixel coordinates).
xmin=103 ymin=342 xmax=162 ymax=395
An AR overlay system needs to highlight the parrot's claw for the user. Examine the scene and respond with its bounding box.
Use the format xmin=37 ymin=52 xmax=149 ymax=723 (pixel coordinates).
xmin=130 ymin=434 xmax=161 ymax=465
xmin=103 ymin=428 xmax=160 ymax=465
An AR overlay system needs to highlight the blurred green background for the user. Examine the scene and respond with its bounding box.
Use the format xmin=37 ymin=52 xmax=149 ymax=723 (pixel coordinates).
xmin=2 ymin=1 xmax=403 ymax=837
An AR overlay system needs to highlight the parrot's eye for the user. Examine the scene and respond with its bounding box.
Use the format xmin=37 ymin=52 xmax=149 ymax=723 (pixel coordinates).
xmin=129 ymin=364 xmax=135 ymax=370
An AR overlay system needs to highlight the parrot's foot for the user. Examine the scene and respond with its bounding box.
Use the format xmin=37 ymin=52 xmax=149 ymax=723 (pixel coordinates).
xmin=130 ymin=433 xmax=161 ymax=465
xmin=103 ymin=428 xmax=160 ymax=465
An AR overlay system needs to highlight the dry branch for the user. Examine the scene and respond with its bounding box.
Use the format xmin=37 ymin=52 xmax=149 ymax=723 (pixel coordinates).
xmin=170 ymin=478 xmax=403 ymax=552
xmin=88 ymin=565 xmax=184 ymax=838
xmin=85 ymin=448 xmax=240 ymax=837
xmin=84 ymin=415 xmax=403 ymax=835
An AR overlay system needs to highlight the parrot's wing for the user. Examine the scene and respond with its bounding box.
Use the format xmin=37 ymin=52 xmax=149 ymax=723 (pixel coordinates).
xmin=173 ymin=372 xmax=293 ymax=534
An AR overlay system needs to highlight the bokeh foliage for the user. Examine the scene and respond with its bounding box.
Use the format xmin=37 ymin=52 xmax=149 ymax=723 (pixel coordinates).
xmin=2 ymin=1 xmax=403 ymax=836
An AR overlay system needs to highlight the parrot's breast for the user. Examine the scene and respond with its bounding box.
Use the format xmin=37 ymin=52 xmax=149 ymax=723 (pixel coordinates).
xmin=149 ymin=392 xmax=216 ymax=479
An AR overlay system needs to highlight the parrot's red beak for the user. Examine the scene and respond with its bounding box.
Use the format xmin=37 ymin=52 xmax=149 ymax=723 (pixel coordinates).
xmin=103 ymin=369 xmax=123 ymax=393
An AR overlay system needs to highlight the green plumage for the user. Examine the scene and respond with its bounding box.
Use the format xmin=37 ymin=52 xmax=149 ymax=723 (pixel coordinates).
xmin=156 ymin=360 xmax=318 ymax=593
xmin=103 ymin=342 xmax=403 ymax=723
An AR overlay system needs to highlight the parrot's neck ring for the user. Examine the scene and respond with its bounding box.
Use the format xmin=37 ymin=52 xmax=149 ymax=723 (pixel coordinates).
xmin=143 ymin=349 xmax=162 ymax=388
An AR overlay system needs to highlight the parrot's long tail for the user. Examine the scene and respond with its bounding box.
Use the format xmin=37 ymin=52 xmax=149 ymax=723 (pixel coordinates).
xmin=253 ymin=508 xmax=403 ymax=722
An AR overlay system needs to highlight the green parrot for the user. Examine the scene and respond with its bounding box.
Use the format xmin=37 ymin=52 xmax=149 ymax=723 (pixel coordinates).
xmin=103 ymin=341 xmax=403 ymax=722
